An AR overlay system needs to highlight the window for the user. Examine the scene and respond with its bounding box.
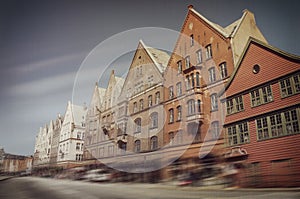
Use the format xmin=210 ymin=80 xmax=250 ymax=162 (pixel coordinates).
xmin=139 ymin=99 xmax=144 ymax=111
xmin=76 ymin=143 xmax=80 ymax=150
xmin=226 ymin=95 xmax=244 ymax=115
xmin=187 ymin=99 xmax=195 ymax=115
xmin=169 ymin=109 xmax=174 ymax=123
xmin=169 ymin=132 xmax=174 ymax=146
xmin=134 ymin=140 xmax=141 ymax=152
xmin=177 ymin=106 xmax=182 ymax=121
xmin=219 ymin=62 xmax=228 ymax=79
xmin=176 ymin=82 xmax=182 ymax=96
xmin=196 ymin=49 xmax=202 ymax=63
xmin=227 ymin=122 xmax=249 ymax=146
xmin=169 ymin=86 xmax=174 ymax=99
xmin=280 ymin=74 xmax=300 ymax=97
xmin=191 ymin=73 xmax=195 ymax=88
xmin=211 ymin=121 xmax=220 ymax=140
xmin=134 ymin=118 xmax=141 ymax=133
xmin=185 ymin=56 xmax=190 ymax=69
xmin=177 ymin=60 xmax=182 ymax=73
xmin=155 ymin=92 xmax=160 ymax=104
xmin=211 ymin=94 xmax=218 ymax=111
xmin=256 ymin=108 xmax=300 ymax=140
xmin=196 ymin=72 xmax=200 ymax=87
xmin=148 ymin=95 xmax=152 ymax=107
xmin=205 ymin=44 xmax=212 ymax=59
xmin=150 ymin=136 xmax=158 ymax=150
xmin=77 ymin=132 xmax=81 ymax=139
xmin=197 ymin=100 xmax=201 ymax=113
xmin=150 ymin=112 xmax=158 ymax=129
xmin=208 ymin=67 xmax=216 ymax=83
xmin=186 ymin=75 xmax=191 ymax=90
xmin=250 ymin=85 xmax=273 ymax=107
xmin=133 ymin=102 xmax=138 ymax=113
xmin=190 ymin=34 xmax=194 ymax=46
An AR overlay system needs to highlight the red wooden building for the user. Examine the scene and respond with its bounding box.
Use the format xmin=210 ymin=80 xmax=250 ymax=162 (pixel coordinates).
xmin=220 ymin=37 xmax=300 ymax=187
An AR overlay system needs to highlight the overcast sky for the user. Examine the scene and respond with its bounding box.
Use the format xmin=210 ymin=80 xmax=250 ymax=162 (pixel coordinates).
xmin=0 ymin=0 xmax=299 ymax=155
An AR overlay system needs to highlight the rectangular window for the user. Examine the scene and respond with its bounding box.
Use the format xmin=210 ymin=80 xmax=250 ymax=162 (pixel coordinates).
xmin=226 ymin=95 xmax=244 ymax=115
xmin=185 ymin=56 xmax=190 ymax=69
xmin=176 ymin=82 xmax=182 ymax=96
xmin=196 ymin=50 xmax=202 ymax=64
xmin=169 ymin=86 xmax=174 ymax=99
xmin=227 ymin=122 xmax=249 ymax=146
xmin=250 ymin=85 xmax=273 ymax=107
xmin=208 ymin=67 xmax=216 ymax=83
xmin=169 ymin=109 xmax=174 ymax=123
xmin=280 ymin=74 xmax=300 ymax=97
xmin=211 ymin=94 xmax=218 ymax=111
xmin=133 ymin=102 xmax=138 ymax=113
xmin=219 ymin=62 xmax=228 ymax=79
xmin=205 ymin=44 xmax=212 ymax=59
xmin=177 ymin=60 xmax=182 ymax=73
xmin=190 ymin=34 xmax=194 ymax=46
xmin=256 ymin=108 xmax=300 ymax=140
xmin=155 ymin=92 xmax=160 ymax=104
xmin=148 ymin=95 xmax=152 ymax=107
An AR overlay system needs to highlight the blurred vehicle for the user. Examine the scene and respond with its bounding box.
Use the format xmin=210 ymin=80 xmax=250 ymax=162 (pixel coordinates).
xmin=82 ymin=169 xmax=111 ymax=182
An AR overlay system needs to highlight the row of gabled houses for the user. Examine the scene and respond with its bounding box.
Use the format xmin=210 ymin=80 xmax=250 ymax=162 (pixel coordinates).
xmin=33 ymin=5 xmax=300 ymax=187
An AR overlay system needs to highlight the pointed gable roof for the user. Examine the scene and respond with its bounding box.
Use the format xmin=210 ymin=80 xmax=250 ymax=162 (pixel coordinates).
xmin=139 ymin=40 xmax=170 ymax=73
xmin=220 ymin=37 xmax=300 ymax=98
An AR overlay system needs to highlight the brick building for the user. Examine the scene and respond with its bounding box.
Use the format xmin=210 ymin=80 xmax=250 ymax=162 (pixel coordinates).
xmin=220 ymin=37 xmax=300 ymax=187
xmin=162 ymin=5 xmax=266 ymax=181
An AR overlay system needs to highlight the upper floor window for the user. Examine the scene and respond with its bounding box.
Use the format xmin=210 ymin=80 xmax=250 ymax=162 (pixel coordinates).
xmin=169 ymin=108 xmax=174 ymax=123
xmin=133 ymin=102 xmax=138 ymax=113
xmin=134 ymin=118 xmax=141 ymax=133
xmin=191 ymin=73 xmax=195 ymax=88
xmin=177 ymin=106 xmax=182 ymax=121
xmin=208 ymin=67 xmax=216 ymax=83
xmin=134 ymin=140 xmax=141 ymax=152
xmin=226 ymin=95 xmax=244 ymax=115
xmin=139 ymin=99 xmax=144 ymax=111
xmin=150 ymin=136 xmax=158 ymax=150
xmin=169 ymin=86 xmax=174 ymax=99
xmin=227 ymin=122 xmax=249 ymax=146
xmin=250 ymin=85 xmax=273 ymax=107
xmin=176 ymin=82 xmax=182 ymax=96
xmin=197 ymin=100 xmax=201 ymax=113
xmin=186 ymin=75 xmax=191 ymax=90
xmin=177 ymin=60 xmax=182 ymax=73
xmin=211 ymin=121 xmax=220 ymax=140
xmin=155 ymin=92 xmax=160 ymax=104
xmin=169 ymin=132 xmax=174 ymax=146
xmin=196 ymin=49 xmax=202 ymax=64
xmin=219 ymin=62 xmax=228 ymax=79
xmin=280 ymin=74 xmax=300 ymax=98
xmin=148 ymin=95 xmax=152 ymax=107
xmin=190 ymin=34 xmax=194 ymax=46
xmin=205 ymin=44 xmax=212 ymax=59
xmin=211 ymin=94 xmax=218 ymax=111
xmin=187 ymin=99 xmax=195 ymax=115
xmin=196 ymin=72 xmax=200 ymax=87
xmin=150 ymin=112 xmax=158 ymax=129
xmin=185 ymin=56 xmax=190 ymax=69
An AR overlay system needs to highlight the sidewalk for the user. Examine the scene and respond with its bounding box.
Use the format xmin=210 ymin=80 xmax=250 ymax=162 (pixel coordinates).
xmin=0 ymin=176 xmax=14 ymax=181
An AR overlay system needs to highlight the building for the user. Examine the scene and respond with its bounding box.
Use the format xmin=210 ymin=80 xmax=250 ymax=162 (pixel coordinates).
xmin=33 ymin=124 xmax=52 ymax=167
xmin=162 ymin=5 xmax=267 ymax=181
xmin=2 ymin=153 xmax=33 ymax=174
xmin=49 ymin=114 xmax=64 ymax=165
xmin=220 ymin=37 xmax=300 ymax=187
xmin=57 ymin=101 xmax=87 ymax=168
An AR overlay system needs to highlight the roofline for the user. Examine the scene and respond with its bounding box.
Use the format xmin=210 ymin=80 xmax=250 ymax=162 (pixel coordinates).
xmin=219 ymin=37 xmax=300 ymax=97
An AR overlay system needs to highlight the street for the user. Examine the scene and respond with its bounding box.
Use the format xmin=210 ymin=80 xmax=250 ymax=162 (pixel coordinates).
xmin=0 ymin=177 xmax=299 ymax=199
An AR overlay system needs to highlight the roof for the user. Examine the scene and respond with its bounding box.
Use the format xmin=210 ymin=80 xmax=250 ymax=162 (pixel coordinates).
xmin=139 ymin=40 xmax=170 ymax=73
xmin=220 ymin=37 xmax=300 ymax=97
xmin=69 ymin=102 xmax=87 ymax=125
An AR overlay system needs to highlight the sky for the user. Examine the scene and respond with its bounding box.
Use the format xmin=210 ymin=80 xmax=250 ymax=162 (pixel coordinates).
xmin=0 ymin=0 xmax=299 ymax=155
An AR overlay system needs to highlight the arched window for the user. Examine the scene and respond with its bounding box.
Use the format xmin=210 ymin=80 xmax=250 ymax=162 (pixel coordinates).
xmin=150 ymin=112 xmax=158 ymax=129
xmin=133 ymin=102 xmax=137 ymax=113
xmin=150 ymin=136 xmax=158 ymax=150
xmin=211 ymin=121 xmax=220 ymax=140
xmin=139 ymin=99 xmax=144 ymax=111
xmin=187 ymin=99 xmax=195 ymax=115
xmin=191 ymin=73 xmax=195 ymax=88
xmin=155 ymin=92 xmax=160 ymax=104
xmin=148 ymin=95 xmax=152 ymax=107
xmin=169 ymin=132 xmax=174 ymax=146
xmin=134 ymin=118 xmax=141 ymax=133
xmin=134 ymin=140 xmax=141 ymax=152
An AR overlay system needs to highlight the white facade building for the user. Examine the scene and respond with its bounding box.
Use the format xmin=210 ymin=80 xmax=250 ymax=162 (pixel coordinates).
xmin=57 ymin=101 xmax=87 ymax=163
